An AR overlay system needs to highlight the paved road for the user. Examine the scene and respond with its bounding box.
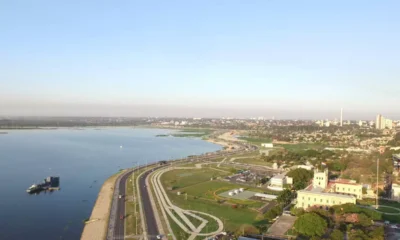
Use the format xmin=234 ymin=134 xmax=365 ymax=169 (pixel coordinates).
xmin=139 ymin=169 xmax=160 ymax=240
xmin=114 ymin=170 xmax=133 ymax=239
xmin=106 ymin=140 xmax=257 ymax=239
xmin=107 ymin=169 xmax=134 ymax=240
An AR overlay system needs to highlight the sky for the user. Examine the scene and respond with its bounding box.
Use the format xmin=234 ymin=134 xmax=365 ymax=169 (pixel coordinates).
xmin=1 ymin=1 xmax=399 ymax=119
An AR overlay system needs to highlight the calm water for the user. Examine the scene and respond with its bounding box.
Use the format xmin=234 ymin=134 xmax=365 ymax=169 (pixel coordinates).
xmin=0 ymin=128 xmax=221 ymax=240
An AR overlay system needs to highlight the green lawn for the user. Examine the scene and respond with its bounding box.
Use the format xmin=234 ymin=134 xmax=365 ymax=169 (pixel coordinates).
xmin=167 ymin=214 xmax=191 ymax=240
xmin=197 ymin=213 xmax=220 ymax=233
xmin=234 ymin=157 xmax=273 ymax=167
xmin=161 ymin=169 xmax=262 ymax=231
xmin=378 ymin=206 xmax=399 ymax=214
xmin=161 ymin=169 xmax=230 ymax=189
xmin=167 ymin=191 xmax=259 ymax=231
xmin=237 ymin=137 xmax=272 ymax=146
xmin=358 ymin=199 xmax=400 ymax=223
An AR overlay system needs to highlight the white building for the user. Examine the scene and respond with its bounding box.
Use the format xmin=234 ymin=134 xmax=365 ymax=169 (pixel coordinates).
xmin=296 ymin=165 xmax=314 ymax=171
xmin=313 ymin=169 xmax=329 ymax=189
xmin=376 ymin=114 xmax=393 ymax=129
xmin=268 ymin=173 xmax=291 ymax=191
xmin=261 ymin=143 xmax=273 ymax=148
xmin=392 ymin=184 xmax=400 ymax=200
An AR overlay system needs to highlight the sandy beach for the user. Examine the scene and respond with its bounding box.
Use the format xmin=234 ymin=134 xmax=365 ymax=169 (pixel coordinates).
xmin=80 ymin=171 xmax=124 ymax=240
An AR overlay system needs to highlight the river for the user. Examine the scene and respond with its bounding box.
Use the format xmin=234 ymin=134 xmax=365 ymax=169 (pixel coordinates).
xmin=0 ymin=128 xmax=221 ymax=240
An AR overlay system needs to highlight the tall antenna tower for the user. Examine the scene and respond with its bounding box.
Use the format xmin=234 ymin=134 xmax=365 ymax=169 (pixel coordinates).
xmin=340 ymin=108 xmax=343 ymax=127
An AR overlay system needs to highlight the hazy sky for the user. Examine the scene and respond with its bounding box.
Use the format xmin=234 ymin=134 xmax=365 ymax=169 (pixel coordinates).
xmin=1 ymin=1 xmax=399 ymax=119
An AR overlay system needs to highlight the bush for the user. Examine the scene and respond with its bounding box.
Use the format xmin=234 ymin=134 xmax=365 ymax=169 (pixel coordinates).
xmin=329 ymin=229 xmax=343 ymax=240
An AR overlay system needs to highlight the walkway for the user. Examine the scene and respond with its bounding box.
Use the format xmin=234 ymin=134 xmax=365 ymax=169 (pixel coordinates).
xmin=150 ymin=167 xmax=224 ymax=240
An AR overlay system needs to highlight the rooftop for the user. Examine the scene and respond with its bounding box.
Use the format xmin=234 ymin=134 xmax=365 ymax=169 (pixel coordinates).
xmin=297 ymin=190 xmax=356 ymax=199
xmin=271 ymin=173 xmax=286 ymax=180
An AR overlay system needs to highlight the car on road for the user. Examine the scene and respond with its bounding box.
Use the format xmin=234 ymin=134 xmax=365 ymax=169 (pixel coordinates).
xmin=120 ymin=214 xmax=124 ymax=220
xmin=156 ymin=235 xmax=162 ymax=239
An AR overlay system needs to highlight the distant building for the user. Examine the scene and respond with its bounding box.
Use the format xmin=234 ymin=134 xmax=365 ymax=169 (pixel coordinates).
xmin=296 ymin=165 xmax=314 ymax=171
xmin=376 ymin=114 xmax=392 ymax=129
xmin=392 ymin=184 xmax=400 ymax=200
xmin=268 ymin=173 xmax=291 ymax=191
xmin=261 ymin=143 xmax=273 ymax=148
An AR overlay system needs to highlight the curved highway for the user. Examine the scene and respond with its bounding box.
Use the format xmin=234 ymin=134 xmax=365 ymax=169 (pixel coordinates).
xmin=106 ymin=140 xmax=258 ymax=239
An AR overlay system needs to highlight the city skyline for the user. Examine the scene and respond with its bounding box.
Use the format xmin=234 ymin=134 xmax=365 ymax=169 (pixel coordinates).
xmin=1 ymin=1 xmax=399 ymax=118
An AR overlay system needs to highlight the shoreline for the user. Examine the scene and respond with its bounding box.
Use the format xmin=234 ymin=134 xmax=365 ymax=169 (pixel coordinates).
xmin=80 ymin=170 xmax=126 ymax=240
xmin=81 ymin=131 xmax=236 ymax=239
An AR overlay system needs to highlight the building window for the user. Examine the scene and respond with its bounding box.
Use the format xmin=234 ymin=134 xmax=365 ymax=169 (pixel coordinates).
xmin=337 ymin=187 xmax=340 ymax=191
xmin=343 ymin=188 xmax=345 ymax=191
xmin=333 ymin=201 xmax=335 ymax=204
xmin=348 ymin=188 xmax=350 ymax=191
xmin=320 ymin=199 xmax=322 ymax=203
xmin=314 ymin=198 xmax=316 ymax=201
xmin=308 ymin=204 xmax=310 ymax=207
xmin=308 ymin=197 xmax=310 ymax=200
xmin=326 ymin=200 xmax=329 ymax=203
xmin=302 ymin=196 xmax=304 ymax=200
xmin=354 ymin=189 xmax=356 ymax=192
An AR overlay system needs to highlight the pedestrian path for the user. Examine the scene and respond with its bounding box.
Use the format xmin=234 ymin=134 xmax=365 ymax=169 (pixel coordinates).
xmin=150 ymin=167 xmax=223 ymax=240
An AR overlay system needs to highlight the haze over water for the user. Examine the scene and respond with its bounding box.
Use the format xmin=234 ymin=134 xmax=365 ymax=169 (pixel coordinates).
xmin=0 ymin=128 xmax=221 ymax=240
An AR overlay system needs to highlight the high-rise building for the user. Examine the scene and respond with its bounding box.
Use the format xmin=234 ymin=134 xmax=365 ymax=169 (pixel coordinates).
xmin=386 ymin=119 xmax=393 ymax=129
xmin=376 ymin=114 xmax=392 ymax=129
xmin=340 ymin=108 xmax=343 ymax=127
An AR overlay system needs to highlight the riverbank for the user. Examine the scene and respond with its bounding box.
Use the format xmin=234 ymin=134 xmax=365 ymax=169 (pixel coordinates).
xmin=81 ymin=131 xmax=235 ymax=239
xmin=81 ymin=170 xmax=125 ymax=240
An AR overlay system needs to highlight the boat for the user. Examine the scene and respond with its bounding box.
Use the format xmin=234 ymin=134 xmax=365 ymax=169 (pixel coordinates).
xmin=26 ymin=176 xmax=60 ymax=194
xmin=26 ymin=184 xmax=41 ymax=193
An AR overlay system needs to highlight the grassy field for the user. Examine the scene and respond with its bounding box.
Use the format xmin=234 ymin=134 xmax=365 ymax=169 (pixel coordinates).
xmin=197 ymin=213 xmax=220 ymax=233
xmin=161 ymin=168 xmax=230 ymax=189
xmin=167 ymin=191 xmax=259 ymax=231
xmin=180 ymin=180 xmax=265 ymax=208
xmin=160 ymin=168 xmax=265 ymax=231
xmin=358 ymin=199 xmax=400 ymax=223
xmin=167 ymin=214 xmax=191 ymax=240
xmin=233 ymin=157 xmax=273 ymax=167
xmin=237 ymin=137 xmax=272 ymax=145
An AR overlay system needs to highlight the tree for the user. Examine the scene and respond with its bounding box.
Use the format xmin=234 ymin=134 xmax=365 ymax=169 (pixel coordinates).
xmin=287 ymin=168 xmax=314 ymax=186
xmin=277 ymin=189 xmax=293 ymax=205
xmin=294 ymin=212 xmax=327 ymax=237
xmin=293 ymin=181 xmax=307 ymax=190
xmin=329 ymin=229 xmax=343 ymax=240
xmin=368 ymin=226 xmax=384 ymax=240
xmin=264 ymin=205 xmax=283 ymax=221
